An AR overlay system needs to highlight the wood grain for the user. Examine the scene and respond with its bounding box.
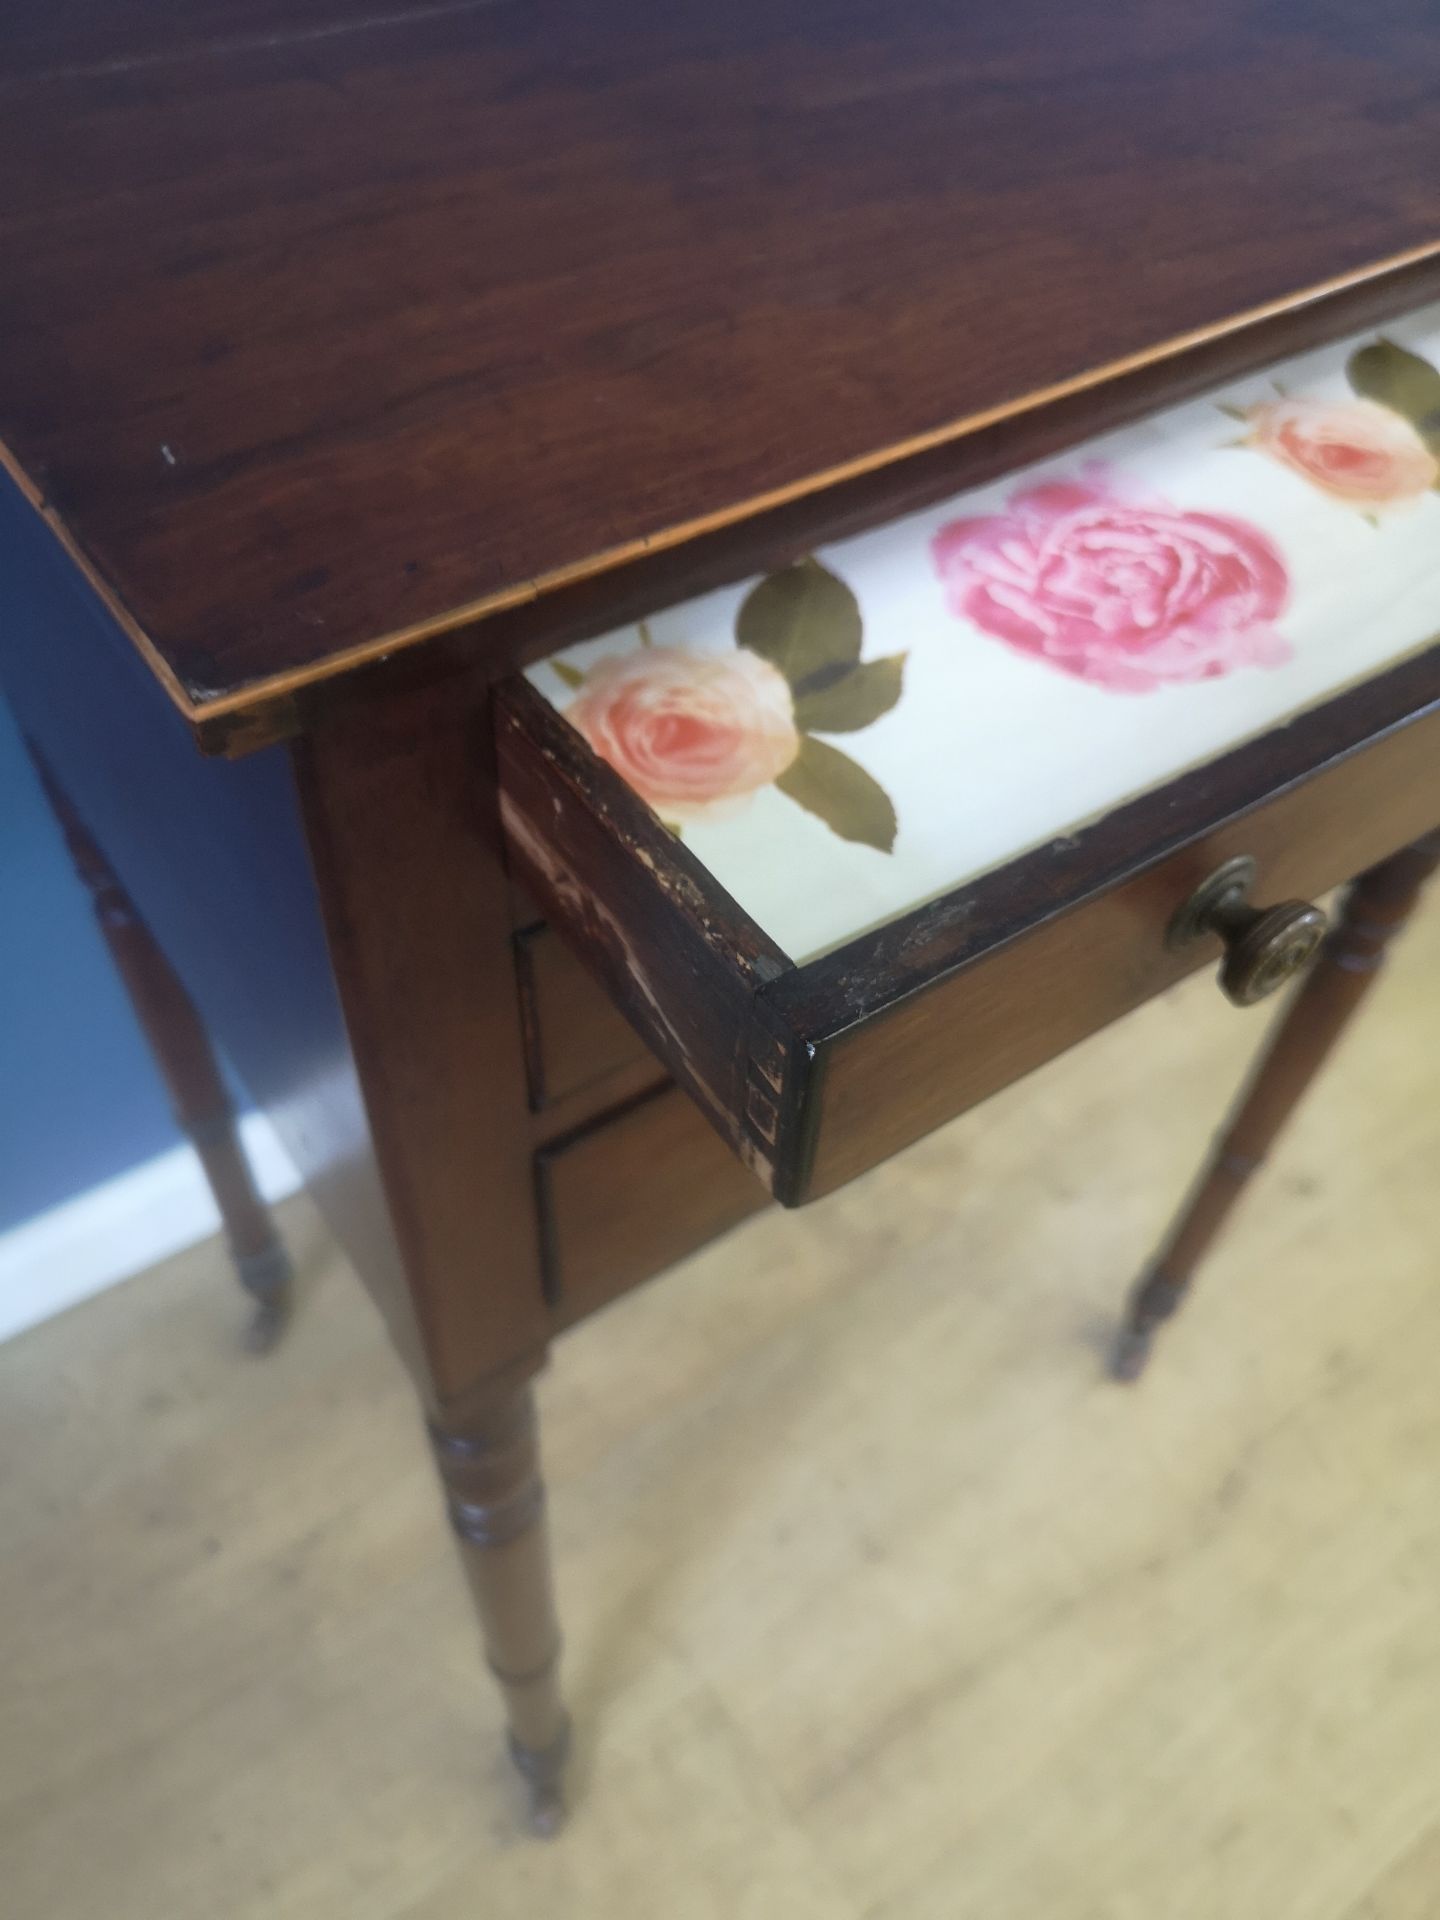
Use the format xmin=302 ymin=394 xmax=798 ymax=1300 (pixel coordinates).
xmin=4 ymin=892 xmax=1440 ymax=1915
xmin=797 ymin=680 xmax=1440 ymax=1199
xmin=294 ymin=673 xmax=554 ymax=1407
xmin=513 ymin=922 xmax=656 ymax=1116
xmin=172 ymin=247 xmax=1440 ymax=758
xmin=496 ymin=678 xmax=796 ymax=1184
xmin=1 ymin=0 xmax=1437 ymax=736
xmin=26 ymin=745 xmax=295 ymax=1348
xmin=500 ymin=643 xmax=1440 ymax=1207
xmin=0 ymin=467 xmax=424 ymax=1371
xmin=537 ymin=1084 xmax=769 ymax=1325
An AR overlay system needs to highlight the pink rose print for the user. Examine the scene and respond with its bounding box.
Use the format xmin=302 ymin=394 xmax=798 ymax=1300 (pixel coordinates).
xmin=565 ymin=644 xmax=800 ymax=820
xmin=931 ymin=475 xmax=1291 ymax=692
xmin=1245 ymin=396 xmax=1439 ymax=506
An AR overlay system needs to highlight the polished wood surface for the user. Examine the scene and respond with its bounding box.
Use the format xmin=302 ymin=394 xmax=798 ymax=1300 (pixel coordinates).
xmin=499 ymin=653 xmax=1440 ymax=1205
xmin=797 ymin=657 xmax=1440 ymax=1199
xmin=140 ymin=253 xmax=1440 ymax=758
xmin=7 ymin=0 xmax=1440 ymax=1837
xmin=538 ymin=1085 xmax=769 ymax=1326
xmin=1116 ymin=829 xmax=1440 ymax=1377
xmin=3 ymin=469 xmax=573 ymax=1797
xmin=1 ymin=0 xmax=1437 ymax=737
xmin=429 ymin=1388 xmax=570 ymax=1835
xmin=293 ymin=674 xmax=553 ymax=1410
xmin=0 ymin=476 xmax=418 ymax=1362
xmin=26 ymin=746 xmax=294 ymax=1350
xmin=497 ymin=678 xmax=791 ymax=1181
xmin=514 ymin=923 xmax=655 ymax=1117
xmin=5 ymin=900 xmax=1440 ymax=1913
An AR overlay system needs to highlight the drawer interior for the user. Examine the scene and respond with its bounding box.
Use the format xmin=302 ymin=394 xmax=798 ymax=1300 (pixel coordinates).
xmin=499 ymin=303 xmax=1440 ymax=1206
xmin=522 ymin=304 xmax=1440 ymax=967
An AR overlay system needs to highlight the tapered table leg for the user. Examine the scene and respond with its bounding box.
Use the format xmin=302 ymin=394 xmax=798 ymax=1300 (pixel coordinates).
xmin=1114 ymin=829 xmax=1440 ymax=1380
xmin=26 ymin=742 xmax=294 ymax=1350
xmin=430 ymin=1383 xmax=570 ymax=1834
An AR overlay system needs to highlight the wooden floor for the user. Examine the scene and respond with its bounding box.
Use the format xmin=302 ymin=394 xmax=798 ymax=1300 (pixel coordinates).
xmin=4 ymin=898 xmax=1439 ymax=1920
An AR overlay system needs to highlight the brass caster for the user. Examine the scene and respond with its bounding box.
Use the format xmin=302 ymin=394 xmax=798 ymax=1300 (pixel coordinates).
xmin=1110 ymin=1320 xmax=1156 ymax=1383
xmin=525 ymin=1782 xmax=566 ymax=1839
xmin=508 ymin=1723 xmax=570 ymax=1839
xmin=235 ymin=1243 xmax=294 ymax=1354
xmin=1110 ymin=1265 xmax=1186 ymax=1383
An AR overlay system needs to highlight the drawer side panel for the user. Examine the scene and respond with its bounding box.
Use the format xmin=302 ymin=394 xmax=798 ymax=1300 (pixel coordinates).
xmin=497 ymin=679 xmax=796 ymax=1188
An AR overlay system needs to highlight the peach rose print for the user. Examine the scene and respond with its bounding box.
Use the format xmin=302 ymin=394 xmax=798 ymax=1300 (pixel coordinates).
xmin=931 ymin=475 xmax=1291 ymax=692
xmin=1244 ymin=396 xmax=1439 ymax=506
xmin=564 ymin=645 xmax=800 ymax=820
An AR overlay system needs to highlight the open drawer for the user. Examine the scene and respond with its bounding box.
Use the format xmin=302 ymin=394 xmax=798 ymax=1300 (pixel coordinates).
xmin=498 ymin=307 xmax=1440 ymax=1205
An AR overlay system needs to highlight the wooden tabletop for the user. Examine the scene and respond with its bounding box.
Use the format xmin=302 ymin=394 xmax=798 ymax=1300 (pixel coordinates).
xmin=2 ymin=0 xmax=1437 ymax=743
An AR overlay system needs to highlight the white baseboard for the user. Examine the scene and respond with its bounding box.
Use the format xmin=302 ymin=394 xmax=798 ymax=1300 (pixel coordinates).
xmin=0 ymin=1114 xmax=301 ymax=1345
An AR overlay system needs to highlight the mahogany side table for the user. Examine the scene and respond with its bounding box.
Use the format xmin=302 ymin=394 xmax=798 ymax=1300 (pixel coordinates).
xmin=3 ymin=0 xmax=1437 ymax=1832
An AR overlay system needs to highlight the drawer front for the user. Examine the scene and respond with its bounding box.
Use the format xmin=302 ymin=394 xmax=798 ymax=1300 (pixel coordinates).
xmin=500 ymin=656 xmax=1440 ymax=1208
xmin=500 ymin=309 xmax=1440 ymax=1204
xmin=797 ymin=703 xmax=1440 ymax=1195
xmin=537 ymin=1086 xmax=769 ymax=1326
xmin=515 ymin=920 xmax=656 ymax=1111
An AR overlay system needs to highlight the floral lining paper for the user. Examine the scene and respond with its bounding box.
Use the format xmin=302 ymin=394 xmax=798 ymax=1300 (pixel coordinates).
xmin=528 ymin=305 xmax=1440 ymax=963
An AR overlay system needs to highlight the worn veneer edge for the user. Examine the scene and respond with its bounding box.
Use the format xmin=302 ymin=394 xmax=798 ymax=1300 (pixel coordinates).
xmin=0 ymin=438 xmax=202 ymax=724
xmin=494 ymin=679 xmax=801 ymax=1189
xmin=743 ymin=993 xmax=825 ymax=1208
xmin=5 ymin=239 xmax=1440 ymax=756
xmin=494 ymin=679 xmax=791 ymax=979
xmin=783 ymin=668 xmax=1440 ymax=1190
xmin=750 ymin=638 xmax=1440 ymax=1200
xmin=499 ymin=683 xmax=820 ymax=1198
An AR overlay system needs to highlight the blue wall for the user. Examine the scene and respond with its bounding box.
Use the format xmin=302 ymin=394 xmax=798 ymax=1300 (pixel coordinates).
xmin=0 ymin=685 xmax=183 ymax=1233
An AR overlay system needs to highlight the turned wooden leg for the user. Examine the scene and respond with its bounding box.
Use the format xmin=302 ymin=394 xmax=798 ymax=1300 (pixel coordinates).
xmin=1114 ymin=829 xmax=1440 ymax=1380
xmin=430 ymin=1383 xmax=570 ymax=1835
xmin=27 ymin=743 xmax=294 ymax=1351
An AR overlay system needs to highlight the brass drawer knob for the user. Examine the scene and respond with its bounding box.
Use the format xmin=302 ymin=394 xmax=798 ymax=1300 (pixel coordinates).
xmin=1168 ymin=856 xmax=1327 ymax=1007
